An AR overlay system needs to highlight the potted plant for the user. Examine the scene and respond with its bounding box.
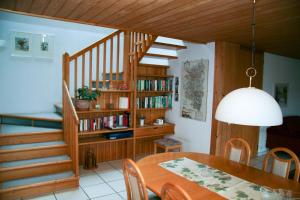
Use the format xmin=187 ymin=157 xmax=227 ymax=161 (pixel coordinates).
xmin=75 ymin=86 xmax=101 ymax=111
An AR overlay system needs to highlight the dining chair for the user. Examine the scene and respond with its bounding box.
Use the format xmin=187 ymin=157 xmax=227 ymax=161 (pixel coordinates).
xmin=161 ymin=182 xmax=192 ymax=200
xmin=263 ymin=147 xmax=300 ymax=181
xmin=123 ymin=158 xmax=159 ymax=200
xmin=224 ymin=137 xmax=251 ymax=165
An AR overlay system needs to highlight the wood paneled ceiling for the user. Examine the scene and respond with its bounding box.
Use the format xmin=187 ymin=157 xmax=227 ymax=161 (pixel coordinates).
xmin=1 ymin=0 xmax=300 ymax=59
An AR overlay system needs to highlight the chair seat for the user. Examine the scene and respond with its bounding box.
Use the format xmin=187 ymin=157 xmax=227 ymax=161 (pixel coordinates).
xmin=154 ymin=138 xmax=181 ymax=147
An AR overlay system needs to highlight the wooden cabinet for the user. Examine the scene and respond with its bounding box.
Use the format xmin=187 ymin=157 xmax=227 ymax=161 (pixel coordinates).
xmin=135 ymin=123 xmax=175 ymax=138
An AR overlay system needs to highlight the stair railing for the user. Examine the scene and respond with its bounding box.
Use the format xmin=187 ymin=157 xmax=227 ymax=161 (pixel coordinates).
xmin=63 ymin=81 xmax=79 ymax=177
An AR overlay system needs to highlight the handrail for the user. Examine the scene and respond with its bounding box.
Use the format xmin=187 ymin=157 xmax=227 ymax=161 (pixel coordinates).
xmin=70 ymin=30 xmax=123 ymax=61
xmin=63 ymin=81 xmax=79 ymax=123
xmin=63 ymin=80 xmax=79 ymax=177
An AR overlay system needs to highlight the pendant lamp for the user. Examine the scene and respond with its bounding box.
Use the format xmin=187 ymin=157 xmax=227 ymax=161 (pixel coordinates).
xmin=215 ymin=0 xmax=282 ymax=126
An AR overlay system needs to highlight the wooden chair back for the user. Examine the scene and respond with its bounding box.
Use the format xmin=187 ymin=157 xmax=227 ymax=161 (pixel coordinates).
xmin=123 ymin=159 xmax=148 ymax=200
xmin=263 ymin=147 xmax=300 ymax=181
xmin=224 ymin=137 xmax=251 ymax=165
xmin=161 ymin=183 xmax=192 ymax=200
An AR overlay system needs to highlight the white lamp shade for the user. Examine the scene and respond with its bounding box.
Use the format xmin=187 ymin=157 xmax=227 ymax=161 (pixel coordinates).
xmin=215 ymin=87 xmax=283 ymax=126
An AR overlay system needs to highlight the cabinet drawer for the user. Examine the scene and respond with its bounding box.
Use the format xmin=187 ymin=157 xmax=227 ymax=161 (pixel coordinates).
xmin=135 ymin=123 xmax=174 ymax=138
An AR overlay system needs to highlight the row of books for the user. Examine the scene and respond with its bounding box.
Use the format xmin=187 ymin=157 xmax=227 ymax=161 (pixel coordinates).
xmin=137 ymin=79 xmax=173 ymax=91
xmin=136 ymin=95 xmax=172 ymax=109
xmin=79 ymin=113 xmax=131 ymax=132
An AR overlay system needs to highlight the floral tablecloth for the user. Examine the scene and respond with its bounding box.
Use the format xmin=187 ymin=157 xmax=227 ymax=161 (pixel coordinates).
xmin=159 ymin=157 xmax=284 ymax=200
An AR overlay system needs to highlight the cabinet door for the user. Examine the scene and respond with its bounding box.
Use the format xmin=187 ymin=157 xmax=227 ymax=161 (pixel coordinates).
xmin=211 ymin=42 xmax=263 ymax=157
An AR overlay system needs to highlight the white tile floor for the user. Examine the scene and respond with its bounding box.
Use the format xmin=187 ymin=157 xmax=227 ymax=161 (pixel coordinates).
xmin=27 ymin=159 xmax=127 ymax=200
xmin=26 ymin=153 xmax=268 ymax=200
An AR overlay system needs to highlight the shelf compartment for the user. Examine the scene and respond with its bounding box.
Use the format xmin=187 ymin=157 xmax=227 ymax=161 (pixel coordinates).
xmin=78 ymin=127 xmax=134 ymax=136
xmin=77 ymin=109 xmax=131 ymax=114
xmin=137 ymin=108 xmax=171 ymax=111
xmin=79 ymin=136 xmax=133 ymax=146
xmin=137 ymin=74 xmax=174 ymax=78
xmin=92 ymin=89 xmax=133 ymax=93
xmin=137 ymin=91 xmax=173 ymax=93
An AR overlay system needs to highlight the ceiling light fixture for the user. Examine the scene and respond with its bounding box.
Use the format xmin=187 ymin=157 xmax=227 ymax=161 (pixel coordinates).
xmin=215 ymin=0 xmax=282 ymax=126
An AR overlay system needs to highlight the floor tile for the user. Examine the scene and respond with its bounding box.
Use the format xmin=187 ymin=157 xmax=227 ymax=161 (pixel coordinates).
xmin=82 ymin=183 xmax=115 ymax=198
xmin=94 ymin=162 xmax=115 ymax=173
xmin=118 ymin=191 xmax=127 ymax=200
xmin=55 ymin=187 xmax=89 ymax=200
xmin=91 ymin=193 xmax=123 ymax=200
xmin=107 ymin=179 xmax=126 ymax=192
xmin=108 ymin=159 xmax=123 ymax=170
xmin=98 ymin=170 xmax=124 ymax=182
xmin=79 ymin=166 xmax=97 ymax=176
xmin=79 ymin=173 xmax=104 ymax=187
xmin=25 ymin=193 xmax=56 ymax=200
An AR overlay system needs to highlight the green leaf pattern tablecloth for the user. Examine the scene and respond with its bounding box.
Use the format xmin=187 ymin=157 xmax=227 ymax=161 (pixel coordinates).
xmin=159 ymin=157 xmax=283 ymax=200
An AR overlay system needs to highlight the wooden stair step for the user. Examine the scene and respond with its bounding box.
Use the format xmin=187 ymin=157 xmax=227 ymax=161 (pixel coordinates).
xmin=0 ymin=141 xmax=67 ymax=162
xmin=0 ymin=124 xmax=61 ymax=135
xmin=153 ymin=41 xmax=187 ymax=50
xmin=145 ymin=53 xmax=178 ymax=59
xmin=0 ymin=155 xmax=72 ymax=182
xmin=138 ymin=63 xmax=170 ymax=68
xmin=0 ymin=125 xmax=63 ymax=145
xmin=0 ymin=113 xmax=62 ymax=122
xmin=0 ymin=171 xmax=78 ymax=200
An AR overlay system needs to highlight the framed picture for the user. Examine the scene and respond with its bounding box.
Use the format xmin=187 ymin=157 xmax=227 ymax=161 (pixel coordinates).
xmin=33 ymin=34 xmax=54 ymax=59
xmin=274 ymin=83 xmax=288 ymax=107
xmin=11 ymin=32 xmax=33 ymax=57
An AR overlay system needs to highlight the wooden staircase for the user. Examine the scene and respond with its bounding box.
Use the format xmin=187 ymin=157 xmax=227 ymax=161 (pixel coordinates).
xmin=0 ymin=124 xmax=78 ymax=199
xmin=0 ymin=83 xmax=79 ymax=199
xmin=0 ymin=29 xmax=186 ymax=199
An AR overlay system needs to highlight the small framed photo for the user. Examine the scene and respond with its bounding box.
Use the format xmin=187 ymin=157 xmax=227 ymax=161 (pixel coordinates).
xmin=33 ymin=34 xmax=54 ymax=59
xmin=274 ymin=83 xmax=288 ymax=107
xmin=11 ymin=31 xmax=33 ymax=57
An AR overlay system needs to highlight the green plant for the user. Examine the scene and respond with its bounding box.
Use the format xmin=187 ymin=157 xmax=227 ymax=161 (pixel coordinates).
xmin=76 ymin=86 xmax=100 ymax=101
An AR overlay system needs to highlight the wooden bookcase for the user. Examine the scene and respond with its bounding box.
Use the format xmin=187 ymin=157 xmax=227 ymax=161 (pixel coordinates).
xmin=64 ymin=31 xmax=175 ymax=164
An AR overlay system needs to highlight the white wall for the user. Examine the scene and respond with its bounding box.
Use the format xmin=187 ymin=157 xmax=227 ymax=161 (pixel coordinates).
xmin=166 ymin=42 xmax=215 ymax=154
xmin=258 ymin=52 xmax=300 ymax=153
xmin=0 ymin=11 xmax=116 ymax=113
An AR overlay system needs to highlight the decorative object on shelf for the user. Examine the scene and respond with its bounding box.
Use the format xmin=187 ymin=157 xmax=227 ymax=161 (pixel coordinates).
xmin=33 ymin=34 xmax=54 ymax=59
xmin=154 ymin=118 xmax=164 ymax=125
xmin=84 ymin=149 xmax=97 ymax=169
xmin=181 ymin=59 xmax=208 ymax=121
xmin=75 ymin=86 xmax=101 ymax=111
xmin=95 ymin=104 xmax=101 ymax=110
xmin=274 ymin=83 xmax=288 ymax=107
xmin=215 ymin=0 xmax=282 ymax=126
xmin=139 ymin=115 xmax=145 ymax=127
xmin=11 ymin=31 xmax=33 ymax=57
xmin=175 ymin=76 xmax=179 ymax=101
xmin=119 ymin=97 xmax=129 ymax=109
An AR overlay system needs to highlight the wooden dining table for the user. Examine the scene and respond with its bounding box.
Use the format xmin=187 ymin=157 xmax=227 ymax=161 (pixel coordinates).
xmin=137 ymin=152 xmax=300 ymax=199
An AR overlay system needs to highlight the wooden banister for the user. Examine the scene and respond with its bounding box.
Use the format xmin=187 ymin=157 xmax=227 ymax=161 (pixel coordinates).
xmin=69 ymin=30 xmax=122 ymax=61
xmin=63 ymin=81 xmax=79 ymax=176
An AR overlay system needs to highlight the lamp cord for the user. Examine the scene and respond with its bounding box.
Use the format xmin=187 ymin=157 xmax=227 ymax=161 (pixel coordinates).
xmin=252 ymin=0 xmax=256 ymax=68
xmin=246 ymin=0 xmax=257 ymax=87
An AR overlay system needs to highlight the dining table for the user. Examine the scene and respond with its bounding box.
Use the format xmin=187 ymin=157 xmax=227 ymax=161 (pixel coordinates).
xmin=137 ymin=152 xmax=300 ymax=199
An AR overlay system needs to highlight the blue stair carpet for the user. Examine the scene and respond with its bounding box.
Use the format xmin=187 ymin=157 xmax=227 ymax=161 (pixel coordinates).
xmin=0 ymin=124 xmax=61 ymax=135
xmin=0 ymin=171 xmax=74 ymax=189
xmin=0 ymin=155 xmax=70 ymax=168
xmin=0 ymin=141 xmax=65 ymax=150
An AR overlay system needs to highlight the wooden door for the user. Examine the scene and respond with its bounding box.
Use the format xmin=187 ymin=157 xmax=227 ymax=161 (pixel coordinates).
xmin=210 ymin=42 xmax=264 ymax=157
